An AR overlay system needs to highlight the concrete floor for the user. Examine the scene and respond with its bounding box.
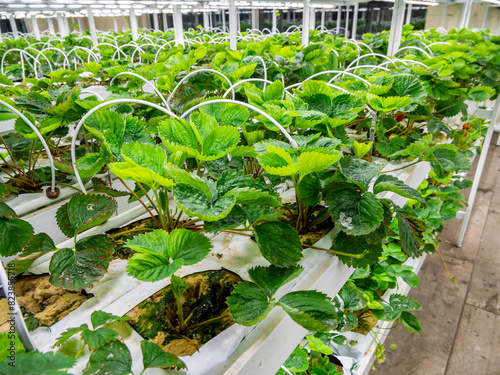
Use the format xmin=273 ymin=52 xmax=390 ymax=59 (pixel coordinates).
xmin=374 ymin=137 xmax=500 ymax=375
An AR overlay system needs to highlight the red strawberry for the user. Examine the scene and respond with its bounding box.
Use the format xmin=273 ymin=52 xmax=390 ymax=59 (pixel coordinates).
xmin=395 ymin=113 xmax=405 ymax=122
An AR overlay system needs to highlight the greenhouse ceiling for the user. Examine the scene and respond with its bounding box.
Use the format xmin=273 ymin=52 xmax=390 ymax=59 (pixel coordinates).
xmin=0 ymin=0 xmax=444 ymax=17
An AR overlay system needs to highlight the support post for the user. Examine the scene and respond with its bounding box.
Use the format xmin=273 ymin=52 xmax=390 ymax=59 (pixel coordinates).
xmin=129 ymin=8 xmax=139 ymax=41
xmin=365 ymin=2 xmax=373 ymax=33
xmin=321 ymin=8 xmax=325 ymax=30
xmin=78 ymin=17 xmax=84 ymax=32
xmin=0 ymin=26 xmax=2 ymax=42
xmin=344 ymin=5 xmax=350 ymax=38
xmin=86 ymin=7 xmax=98 ymax=46
xmin=9 ymin=15 xmax=19 ymax=40
xmin=153 ymin=12 xmax=159 ymax=31
xmin=387 ymin=0 xmax=405 ymax=56
xmin=405 ymin=4 xmax=412 ymax=25
xmin=56 ymin=13 xmax=67 ymax=37
xmin=64 ymin=15 xmax=70 ymax=35
xmin=251 ymin=8 xmax=258 ymax=30
xmin=302 ymin=0 xmax=310 ymax=45
xmin=229 ymin=0 xmax=237 ymax=49
xmin=163 ymin=12 xmax=168 ymax=30
xmin=352 ymin=3 xmax=358 ymax=39
xmin=442 ymin=4 xmax=448 ymax=28
xmin=47 ymin=17 xmax=56 ymax=36
xmin=222 ymin=10 xmax=226 ymax=31
xmin=336 ymin=6 xmax=341 ymax=34
xmin=272 ymin=9 xmax=277 ymax=33
xmin=172 ymin=4 xmax=184 ymax=46
xmin=459 ymin=0 xmax=473 ymax=29
xmin=31 ymin=15 xmax=41 ymax=40
xmin=203 ymin=11 xmax=209 ymax=30
xmin=482 ymin=5 xmax=490 ymax=29
xmin=237 ymin=8 xmax=241 ymax=32
xmin=113 ymin=16 xmax=118 ymax=31
xmin=457 ymin=99 xmax=500 ymax=247
xmin=310 ymin=6 xmax=315 ymax=30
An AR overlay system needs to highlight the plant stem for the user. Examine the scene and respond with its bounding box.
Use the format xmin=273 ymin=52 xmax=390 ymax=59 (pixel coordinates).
xmin=0 ymin=136 xmax=22 ymax=174
xmin=118 ymin=178 xmax=161 ymax=229
xmin=30 ymin=144 xmax=47 ymax=180
xmin=27 ymin=143 xmax=34 ymax=181
xmin=301 ymin=243 xmax=366 ymax=258
xmin=66 ymin=344 xmax=86 ymax=371
xmin=219 ymin=230 xmax=365 ymax=259
xmin=379 ymin=160 xmax=420 ymax=174
xmin=174 ymin=209 xmax=184 ymax=228
xmin=108 ymin=227 xmax=154 ymax=239
xmin=293 ymin=176 xmax=304 ymax=232
xmin=177 ymin=294 xmax=186 ymax=330
xmin=196 ymin=160 xmax=202 ymax=176
xmin=136 ymin=181 xmax=160 ymax=218
xmin=283 ymin=204 xmax=297 ymax=222
xmin=220 ymin=229 xmax=253 ymax=236
xmin=153 ymin=189 xmax=169 ymax=231
xmin=435 ymin=246 xmax=455 ymax=284
xmin=186 ymin=312 xmax=230 ymax=331
xmin=0 ymin=166 xmax=14 ymax=178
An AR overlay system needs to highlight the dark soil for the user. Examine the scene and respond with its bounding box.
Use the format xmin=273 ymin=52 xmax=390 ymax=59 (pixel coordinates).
xmin=278 ymin=203 xmax=334 ymax=243
xmin=106 ymin=217 xmax=159 ymax=260
xmin=125 ymin=269 xmax=242 ymax=356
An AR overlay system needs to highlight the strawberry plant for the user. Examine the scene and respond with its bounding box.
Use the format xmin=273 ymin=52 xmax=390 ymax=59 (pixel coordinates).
xmin=1 ymin=25 xmax=498 ymax=373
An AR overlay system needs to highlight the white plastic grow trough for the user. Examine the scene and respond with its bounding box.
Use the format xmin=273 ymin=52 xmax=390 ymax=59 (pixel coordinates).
xmin=0 ymin=118 xmax=15 ymax=136
xmin=17 ymin=158 xmax=432 ymax=375
xmin=212 ymin=161 xmax=432 ymax=375
xmin=341 ymin=253 xmax=429 ymax=375
xmin=27 ymin=183 xmax=151 ymax=268
xmin=0 ymin=153 xmax=83 ymax=217
xmin=327 ymin=163 xmax=434 ymax=375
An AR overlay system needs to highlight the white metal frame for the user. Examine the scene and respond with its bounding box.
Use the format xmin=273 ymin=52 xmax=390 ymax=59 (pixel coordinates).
xmin=457 ymin=99 xmax=500 ymax=247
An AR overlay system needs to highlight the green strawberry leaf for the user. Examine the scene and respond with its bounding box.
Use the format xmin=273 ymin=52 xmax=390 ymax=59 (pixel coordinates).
xmin=141 ymin=340 xmax=186 ymax=370
xmin=373 ymin=174 xmax=425 ymax=203
xmin=254 ymin=221 xmax=303 ymax=266
xmin=91 ymin=311 xmax=130 ymax=328
xmin=82 ymin=327 xmax=118 ymax=350
xmin=52 ymin=324 xmax=89 ymax=348
xmin=0 ymin=217 xmax=34 ymax=257
xmin=83 ymin=340 xmax=132 ymax=375
xmin=56 ymin=194 xmax=117 ymax=238
xmin=248 ymin=265 xmax=304 ymax=299
xmin=0 ymin=351 xmax=75 ymax=375
xmin=339 ymin=282 xmax=367 ymax=311
xmin=277 ymin=291 xmax=340 ymax=332
xmin=282 ymin=347 xmax=309 ymax=372
xmin=126 ymin=229 xmax=212 ymax=281
xmin=467 ymin=86 xmax=495 ymax=102
xmin=326 ymin=187 xmax=384 ymax=235
xmin=49 ymin=235 xmax=114 ymax=291
xmin=227 ymin=282 xmax=273 ymax=326
xmin=400 ymin=311 xmax=422 ymax=333
xmin=340 ymin=156 xmax=384 ymax=190
xmin=8 ymin=233 xmax=56 ymax=274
